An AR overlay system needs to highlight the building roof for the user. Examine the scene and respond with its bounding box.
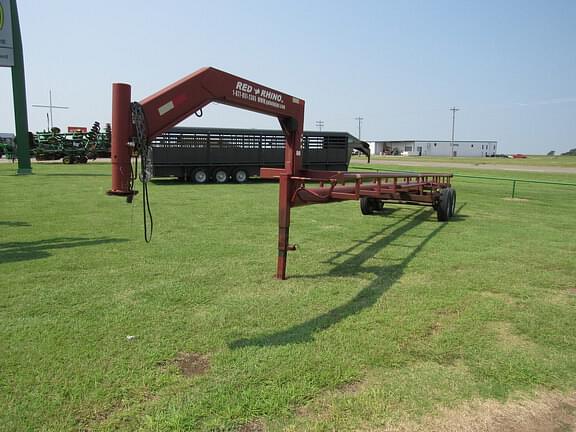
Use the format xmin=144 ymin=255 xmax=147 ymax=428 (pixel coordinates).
xmin=373 ymin=139 xmax=497 ymax=143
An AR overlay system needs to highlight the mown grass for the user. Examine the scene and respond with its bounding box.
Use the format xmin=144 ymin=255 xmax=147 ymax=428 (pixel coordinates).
xmin=1 ymin=162 xmax=575 ymax=431
xmin=355 ymin=154 xmax=576 ymax=167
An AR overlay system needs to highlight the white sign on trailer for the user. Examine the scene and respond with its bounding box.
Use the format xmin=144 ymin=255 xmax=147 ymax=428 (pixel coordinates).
xmin=0 ymin=0 xmax=14 ymax=67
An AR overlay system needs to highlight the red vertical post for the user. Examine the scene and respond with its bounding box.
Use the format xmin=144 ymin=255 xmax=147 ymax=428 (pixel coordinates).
xmin=108 ymin=83 xmax=133 ymax=195
xmin=276 ymin=127 xmax=302 ymax=280
xmin=276 ymin=174 xmax=292 ymax=279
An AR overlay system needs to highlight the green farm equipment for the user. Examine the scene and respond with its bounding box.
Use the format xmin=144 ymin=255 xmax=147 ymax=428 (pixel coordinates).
xmin=33 ymin=122 xmax=111 ymax=164
xmin=0 ymin=135 xmax=17 ymax=160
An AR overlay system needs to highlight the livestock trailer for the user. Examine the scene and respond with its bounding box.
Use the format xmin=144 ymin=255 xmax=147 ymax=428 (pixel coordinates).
xmin=150 ymin=127 xmax=370 ymax=183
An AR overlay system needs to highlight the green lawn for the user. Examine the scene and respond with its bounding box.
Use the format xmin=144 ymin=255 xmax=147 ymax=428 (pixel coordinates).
xmin=355 ymin=154 xmax=576 ymax=167
xmin=1 ymin=162 xmax=575 ymax=431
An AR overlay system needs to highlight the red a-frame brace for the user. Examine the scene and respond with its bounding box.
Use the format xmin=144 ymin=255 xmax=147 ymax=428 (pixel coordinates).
xmin=109 ymin=67 xmax=454 ymax=280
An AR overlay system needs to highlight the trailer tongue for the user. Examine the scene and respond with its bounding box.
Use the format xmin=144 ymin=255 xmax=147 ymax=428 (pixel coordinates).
xmin=108 ymin=67 xmax=455 ymax=279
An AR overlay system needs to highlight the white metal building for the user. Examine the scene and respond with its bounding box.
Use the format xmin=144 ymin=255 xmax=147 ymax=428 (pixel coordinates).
xmin=369 ymin=140 xmax=497 ymax=157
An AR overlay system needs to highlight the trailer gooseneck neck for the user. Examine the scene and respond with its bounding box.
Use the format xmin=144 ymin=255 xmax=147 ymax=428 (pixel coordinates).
xmin=108 ymin=67 xmax=305 ymax=279
xmin=108 ymin=67 xmax=454 ymax=280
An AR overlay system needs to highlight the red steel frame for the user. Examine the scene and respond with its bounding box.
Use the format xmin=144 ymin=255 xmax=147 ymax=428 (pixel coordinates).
xmin=264 ymin=170 xmax=452 ymax=208
xmin=108 ymin=67 xmax=452 ymax=280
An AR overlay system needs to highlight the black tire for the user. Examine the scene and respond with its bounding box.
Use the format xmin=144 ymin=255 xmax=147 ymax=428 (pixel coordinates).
xmin=193 ymin=168 xmax=208 ymax=184
xmin=214 ymin=169 xmax=228 ymax=184
xmin=448 ymin=188 xmax=456 ymax=217
xmin=360 ymin=197 xmax=382 ymax=215
xmin=233 ymin=169 xmax=248 ymax=183
xmin=62 ymin=156 xmax=72 ymax=165
xmin=436 ymin=188 xmax=451 ymax=222
xmin=360 ymin=197 xmax=372 ymax=215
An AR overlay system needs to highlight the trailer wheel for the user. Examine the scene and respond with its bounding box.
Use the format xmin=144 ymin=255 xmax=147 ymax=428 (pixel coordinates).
xmin=62 ymin=156 xmax=72 ymax=164
xmin=214 ymin=169 xmax=229 ymax=183
xmin=436 ymin=188 xmax=452 ymax=222
xmin=448 ymin=188 xmax=456 ymax=217
xmin=360 ymin=197 xmax=382 ymax=215
xmin=193 ymin=168 xmax=208 ymax=184
xmin=233 ymin=169 xmax=248 ymax=183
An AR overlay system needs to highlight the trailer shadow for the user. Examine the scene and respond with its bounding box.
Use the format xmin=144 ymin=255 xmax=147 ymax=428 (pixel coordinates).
xmin=230 ymin=205 xmax=463 ymax=349
xmin=0 ymin=237 xmax=129 ymax=264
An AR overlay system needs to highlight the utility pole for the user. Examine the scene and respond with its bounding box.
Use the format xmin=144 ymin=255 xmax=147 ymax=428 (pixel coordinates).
xmin=32 ymin=90 xmax=69 ymax=130
xmin=354 ymin=116 xmax=364 ymax=140
xmin=315 ymin=120 xmax=324 ymax=131
xmin=449 ymin=107 xmax=460 ymax=157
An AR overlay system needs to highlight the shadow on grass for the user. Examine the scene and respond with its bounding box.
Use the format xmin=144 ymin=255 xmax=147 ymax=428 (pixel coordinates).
xmin=0 ymin=237 xmax=128 ymax=264
xmin=230 ymin=205 xmax=464 ymax=348
xmin=0 ymin=221 xmax=31 ymax=227
xmin=39 ymin=173 xmax=110 ymax=177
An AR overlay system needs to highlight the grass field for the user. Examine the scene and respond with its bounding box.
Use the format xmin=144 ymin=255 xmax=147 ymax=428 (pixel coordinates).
xmin=356 ymin=155 xmax=576 ymax=167
xmin=1 ymin=162 xmax=576 ymax=431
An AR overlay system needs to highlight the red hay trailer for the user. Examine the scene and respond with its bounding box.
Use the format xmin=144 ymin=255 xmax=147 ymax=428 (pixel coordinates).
xmin=108 ymin=67 xmax=456 ymax=279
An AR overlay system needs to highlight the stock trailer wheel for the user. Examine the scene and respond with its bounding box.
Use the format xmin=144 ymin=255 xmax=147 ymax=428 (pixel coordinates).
xmin=233 ymin=169 xmax=248 ymax=183
xmin=193 ymin=168 xmax=208 ymax=184
xmin=214 ymin=169 xmax=229 ymax=184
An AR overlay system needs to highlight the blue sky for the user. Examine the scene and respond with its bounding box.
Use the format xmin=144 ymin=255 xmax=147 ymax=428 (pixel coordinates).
xmin=1 ymin=0 xmax=575 ymax=153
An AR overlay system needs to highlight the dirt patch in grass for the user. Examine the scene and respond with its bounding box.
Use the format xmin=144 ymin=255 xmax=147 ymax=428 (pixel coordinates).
xmin=77 ymin=400 xmax=126 ymax=431
xmin=336 ymin=380 xmax=365 ymax=395
xmin=77 ymin=390 xmax=157 ymax=430
xmin=542 ymin=288 xmax=576 ymax=306
xmin=481 ymin=291 xmax=517 ymax=305
xmin=424 ymin=321 xmax=443 ymax=337
xmin=489 ymin=322 xmax=538 ymax=352
xmin=294 ymin=380 xmax=366 ymax=419
xmin=174 ymin=352 xmax=210 ymax=377
xmin=423 ymin=306 xmax=466 ymax=338
xmin=382 ymin=390 xmax=576 ymax=432
xmin=159 ymin=352 xmax=210 ymax=377
xmin=237 ymin=419 xmax=265 ymax=431
xmin=503 ymin=197 xmax=530 ymax=202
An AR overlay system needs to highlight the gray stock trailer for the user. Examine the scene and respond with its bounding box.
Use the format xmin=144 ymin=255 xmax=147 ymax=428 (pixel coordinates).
xmin=151 ymin=127 xmax=371 ymax=183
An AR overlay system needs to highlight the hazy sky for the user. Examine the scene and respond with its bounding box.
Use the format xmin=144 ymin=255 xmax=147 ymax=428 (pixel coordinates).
xmin=1 ymin=0 xmax=575 ymax=153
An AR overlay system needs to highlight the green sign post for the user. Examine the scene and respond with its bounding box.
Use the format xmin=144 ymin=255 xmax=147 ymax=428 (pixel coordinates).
xmin=1 ymin=0 xmax=31 ymax=174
